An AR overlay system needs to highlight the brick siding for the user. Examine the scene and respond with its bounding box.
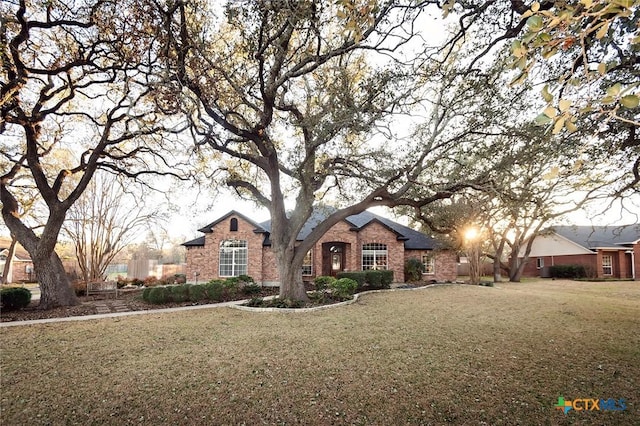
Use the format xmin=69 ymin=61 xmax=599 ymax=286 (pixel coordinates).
xmin=186 ymin=214 xmax=458 ymax=285
xmin=405 ymin=250 xmax=457 ymax=282
xmin=521 ymin=250 xmax=635 ymax=279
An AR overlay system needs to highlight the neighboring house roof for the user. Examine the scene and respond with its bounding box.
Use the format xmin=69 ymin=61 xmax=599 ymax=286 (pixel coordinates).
xmin=0 ymin=237 xmax=32 ymax=261
xmin=549 ymin=225 xmax=640 ymax=251
xmin=183 ymin=207 xmax=442 ymax=250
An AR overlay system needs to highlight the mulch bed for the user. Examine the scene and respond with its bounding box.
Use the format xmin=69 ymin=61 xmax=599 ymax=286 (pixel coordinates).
xmin=0 ymin=287 xmax=280 ymax=323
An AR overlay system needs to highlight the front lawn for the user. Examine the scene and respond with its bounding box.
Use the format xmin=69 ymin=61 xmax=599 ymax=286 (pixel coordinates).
xmin=1 ymin=280 xmax=638 ymax=424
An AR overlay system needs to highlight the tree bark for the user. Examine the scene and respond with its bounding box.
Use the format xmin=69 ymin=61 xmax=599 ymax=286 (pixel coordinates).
xmin=34 ymin=251 xmax=78 ymax=309
xmin=277 ymin=252 xmax=309 ymax=301
xmin=493 ymin=260 xmax=502 ymax=283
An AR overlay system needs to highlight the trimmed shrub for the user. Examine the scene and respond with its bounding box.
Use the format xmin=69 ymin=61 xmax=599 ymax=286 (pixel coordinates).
xmin=142 ymin=287 xmax=152 ymax=302
xmin=336 ymin=271 xmax=366 ymax=288
xmin=236 ymin=274 xmax=255 ymax=284
xmin=245 ymin=297 xmax=264 ymax=307
xmin=242 ymin=283 xmax=262 ymax=296
xmin=188 ymin=284 xmax=207 ymax=302
xmin=147 ymin=287 xmax=169 ymax=304
xmin=380 ymin=270 xmax=394 ymax=288
xmin=223 ymin=279 xmax=239 ymax=300
xmin=404 ymin=258 xmax=424 ymax=283
xmin=205 ymin=280 xmax=226 ymax=302
xmin=550 ymin=264 xmax=587 ymax=279
xmin=251 ymin=297 xmax=304 ymax=309
xmin=169 ymin=284 xmax=190 ymax=303
xmin=330 ymin=278 xmax=358 ymax=300
xmin=314 ymin=276 xmax=336 ymax=292
xmin=0 ymin=287 xmax=31 ymax=310
xmin=365 ymin=270 xmax=384 ymax=289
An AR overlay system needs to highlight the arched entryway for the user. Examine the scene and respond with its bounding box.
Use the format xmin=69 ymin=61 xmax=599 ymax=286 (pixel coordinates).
xmin=322 ymin=242 xmax=348 ymax=276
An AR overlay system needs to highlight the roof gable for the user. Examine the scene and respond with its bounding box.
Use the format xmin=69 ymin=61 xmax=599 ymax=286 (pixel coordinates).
xmin=352 ymin=217 xmax=408 ymax=241
xmin=197 ymin=210 xmax=267 ymax=234
xmin=0 ymin=237 xmax=32 ymax=261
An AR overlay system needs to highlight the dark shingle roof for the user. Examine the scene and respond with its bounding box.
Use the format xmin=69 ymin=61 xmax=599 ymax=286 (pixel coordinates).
xmin=259 ymin=208 xmax=441 ymax=250
xmin=182 ymin=236 xmax=206 ymax=247
xmin=550 ymin=225 xmax=640 ymax=250
xmin=184 ymin=208 xmax=442 ymax=250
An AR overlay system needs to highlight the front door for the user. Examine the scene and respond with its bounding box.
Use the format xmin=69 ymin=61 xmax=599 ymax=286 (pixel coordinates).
xmin=323 ymin=242 xmax=346 ymax=276
xmin=331 ymin=252 xmax=342 ymax=275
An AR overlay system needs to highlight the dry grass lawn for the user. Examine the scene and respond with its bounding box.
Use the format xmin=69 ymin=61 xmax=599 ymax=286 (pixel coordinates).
xmin=1 ymin=280 xmax=638 ymax=425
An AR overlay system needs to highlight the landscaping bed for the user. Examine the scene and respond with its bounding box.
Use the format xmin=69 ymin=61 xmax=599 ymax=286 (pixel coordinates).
xmin=0 ymin=286 xmax=280 ymax=323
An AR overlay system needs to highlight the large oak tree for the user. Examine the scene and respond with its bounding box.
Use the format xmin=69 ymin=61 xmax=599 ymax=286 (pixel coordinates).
xmin=162 ymin=1 xmax=544 ymax=300
xmin=1 ymin=0 xmax=189 ymax=308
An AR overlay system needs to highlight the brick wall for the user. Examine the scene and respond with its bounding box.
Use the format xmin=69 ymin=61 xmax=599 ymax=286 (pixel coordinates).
xmin=186 ymin=214 xmax=458 ymax=286
xmin=315 ymin=221 xmax=358 ymax=276
xmin=185 ymin=214 xmax=265 ymax=283
xmin=356 ymin=221 xmax=406 ymax=282
xmin=6 ymin=260 xmax=34 ymax=282
xmin=405 ymin=249 xmax=457 ymax=282
xmin=521 ymin=253 xmax=607 ymax=278
xmin=261 ymin=246 xmax=278 ymax=284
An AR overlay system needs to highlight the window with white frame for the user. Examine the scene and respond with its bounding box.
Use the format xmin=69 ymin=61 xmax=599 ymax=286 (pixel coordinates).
xmin=602 ymin=255 xmax=613 ymax=276
xmin=362 ymin=243 xmax=388 ymax=270
xmin=219 ymin=239 xmax=248 ymax=277
xmin=536 ymin=258 xmax=544 ymax=269
xmin=422 ymin=253 xmax=435 ymax=274
xmin=302 ymin=250 xmax=313 ymax=276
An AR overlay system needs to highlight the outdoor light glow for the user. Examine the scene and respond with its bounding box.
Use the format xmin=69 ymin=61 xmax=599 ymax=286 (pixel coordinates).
xmin=465 ymin=227 xmax=479 ymax=241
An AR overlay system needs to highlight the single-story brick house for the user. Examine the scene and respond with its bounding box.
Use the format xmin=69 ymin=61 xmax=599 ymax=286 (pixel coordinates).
xmin=183 ymin=209 xmax=457 ymax=285
xmin=519 ymin=225 xmax=640 ymax=280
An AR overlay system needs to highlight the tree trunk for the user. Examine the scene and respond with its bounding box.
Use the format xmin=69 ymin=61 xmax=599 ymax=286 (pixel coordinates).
xmin=1 ymin=237 xmax=17 ymax=284
xmin=275 ymin=244 xmax=309 ymax=301
xmin=34 ymin=251 xmax=78 ymax=309
xmin=467 ymin=243 xmax=481 ymax=285
xmin=508 ymin=252 xmax=522 ymax=282
xmin=1 ymin=188 xmax=78 ymax=309
xmin=278 ymin=259 xmax=309 ymax=301
xmin=493 ymin=259 xmax=502 ymax=283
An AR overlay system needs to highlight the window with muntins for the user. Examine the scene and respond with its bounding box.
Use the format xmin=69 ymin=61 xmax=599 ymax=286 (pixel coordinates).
xmin=422 ymin=254 xmax=435 ymax=274
xmin=219 ymin=239 xmax=247 ymax=277
xmin=602 ymin=255 xmax=613 ymax=276
xmin=362 ymin=243 xmax=388 ymax=270
xmin=302 ymin=250 xmax=313 ymax=276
